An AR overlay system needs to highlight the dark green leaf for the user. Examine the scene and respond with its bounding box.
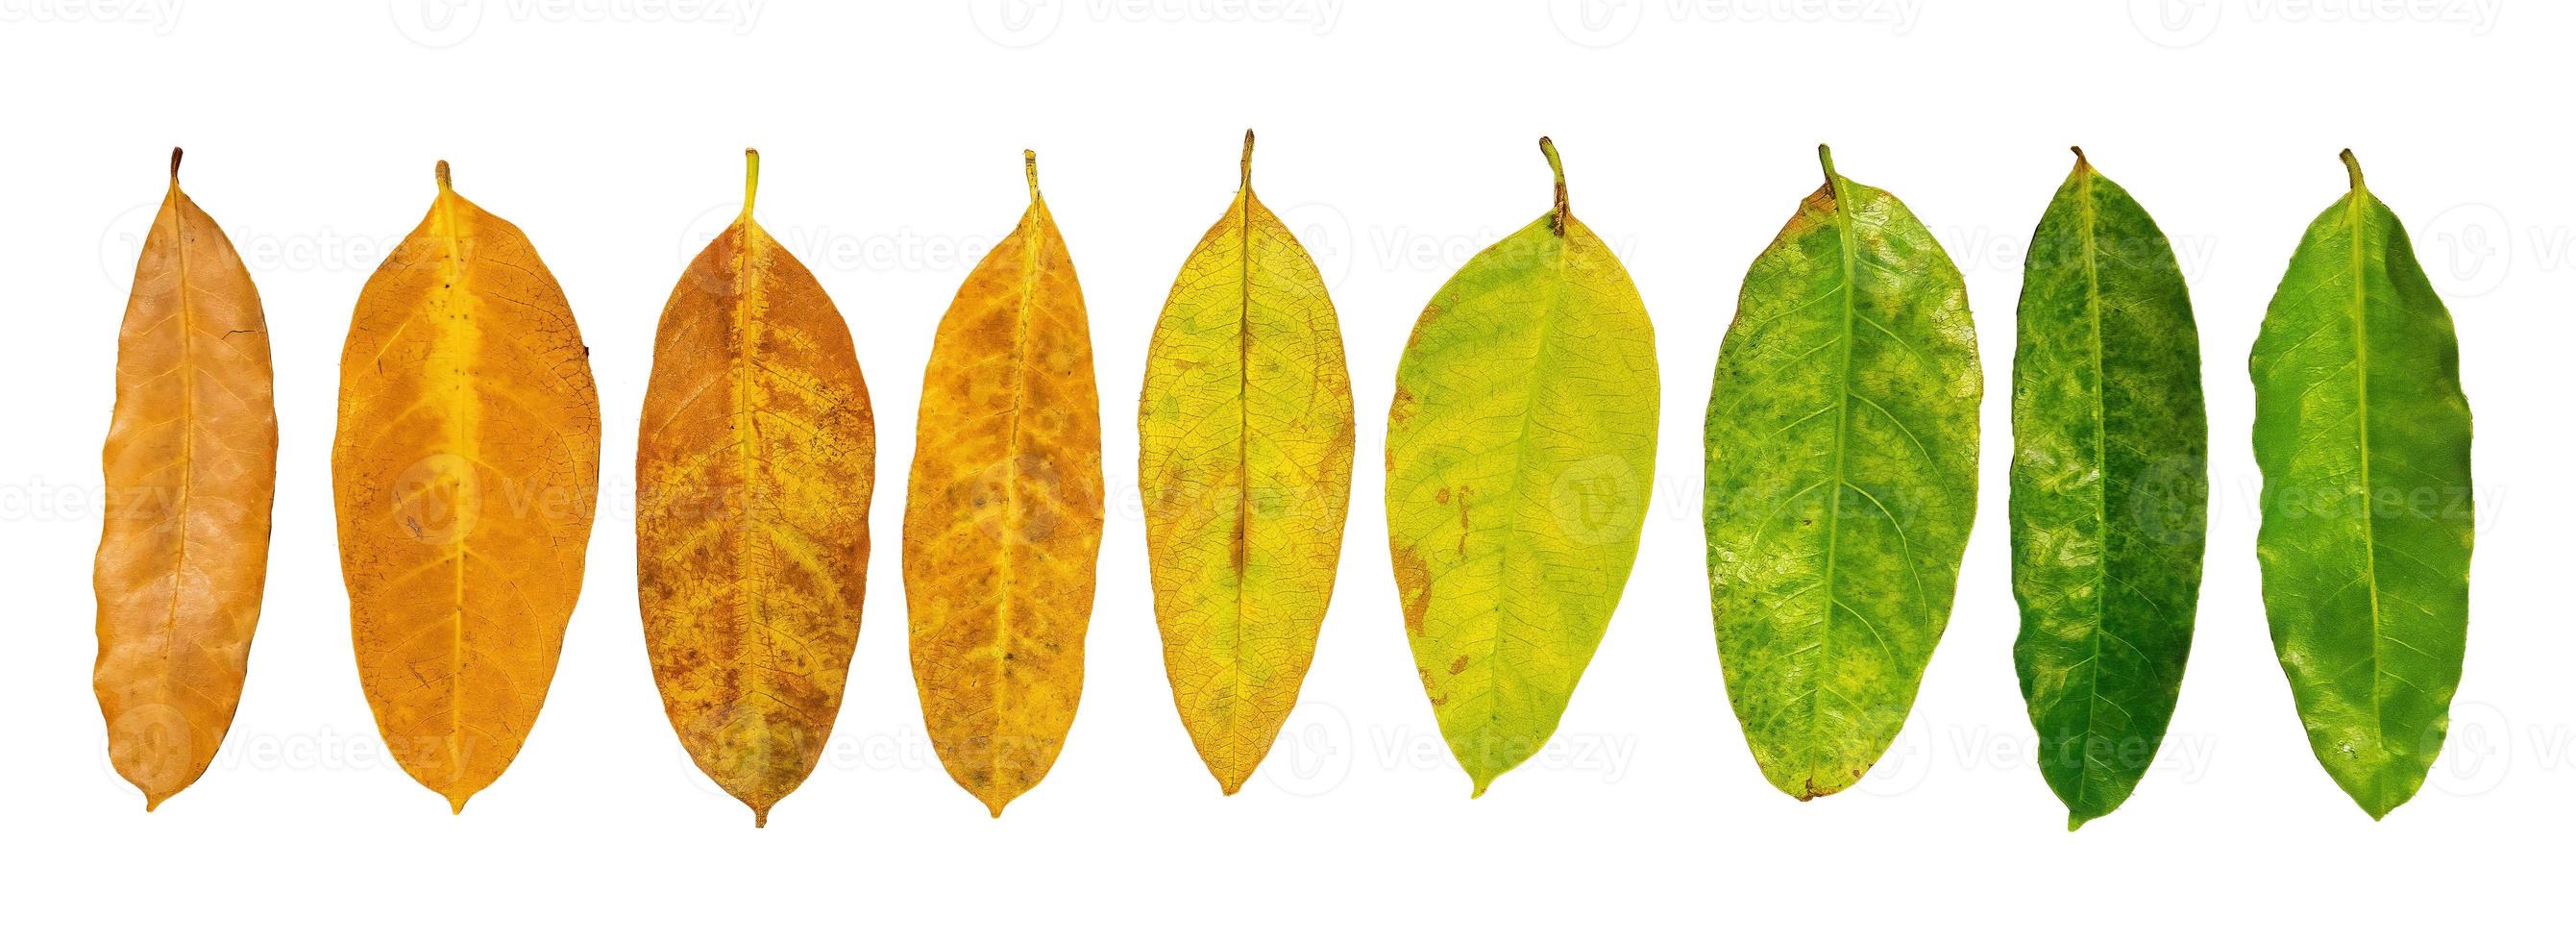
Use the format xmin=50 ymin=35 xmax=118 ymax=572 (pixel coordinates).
xmin=2010 ymin=149 xmax=2208 ymax=830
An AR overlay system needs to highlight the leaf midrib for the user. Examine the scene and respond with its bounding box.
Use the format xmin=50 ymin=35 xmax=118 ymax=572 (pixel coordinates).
xmin=2344 ymin=186 xmax=2388 ymax=757
xmin=728 ymin=218 xmax=776 ymax=803
xmin=1227 ymin=187 xmax=1254 ymax=760
xmin=1809 ymin=175 xmax=1861 ymax=784
xmin=1468 ymin=214 xmax=1577 ymax=773
xmin=2068 ymin=167 xmax=2112 ymax=816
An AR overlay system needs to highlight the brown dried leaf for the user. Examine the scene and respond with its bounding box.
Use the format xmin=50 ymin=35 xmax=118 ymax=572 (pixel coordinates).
xmin=637 ymin=151 xmax=874 ymax=827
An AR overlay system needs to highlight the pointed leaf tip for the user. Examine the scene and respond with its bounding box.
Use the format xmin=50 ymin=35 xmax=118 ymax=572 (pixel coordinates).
xmin=2340 ymin=148 xmax=2365 ymax=189
xmin=448 ymin=795 xmax=469 ymax=814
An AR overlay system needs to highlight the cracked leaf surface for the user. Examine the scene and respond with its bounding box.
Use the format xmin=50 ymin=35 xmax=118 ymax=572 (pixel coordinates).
xmin=638 ymin=152 xmax=874 ymax=827
xmin=2250 ymin=152 xmax=2473 ymax=820
xmin=1386 ymin=139 xmax=1658 ymax=797
xmin=1141 ymin=133 xmax=1354 ymax=795
xmin=1705 ymin=147 xmax=1981 ymax=801
xmin=903 ymin=153 xmax=1104 ymax=817
xmin=2010 ymin=151 xmax=2208 ymax=829
xmin=93 ymin=151 xmax=279 ymax=810
xmin=333 ymin=163 xmax=601 ymax=812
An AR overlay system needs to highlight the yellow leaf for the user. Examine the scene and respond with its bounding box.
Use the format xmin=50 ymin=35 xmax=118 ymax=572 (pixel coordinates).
xmin=333 ymin=161 xmax=602 ymax=812
xmin=1140 ymin=131 xmax=1354 ymax=794
xmin=638 ymin=150 xmax=875 ymax=827
xmin=903 ymin=151 xmax=1104 ymax=817
xmin=94 ymin=149 xmax=279 ymax=810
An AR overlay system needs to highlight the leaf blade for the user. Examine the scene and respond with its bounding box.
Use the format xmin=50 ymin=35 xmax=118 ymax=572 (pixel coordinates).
xmin=2009 ymin=151 xmax=2208 ymax=828
xmin=2250 ymin=152 xmax=2473 ymax=819
xmin=903 ymin=152 xmax=1105 ymax=817
xmin=1385 ymin=138 xmax=1659 ymax=796
xmin=93 ymin=150 xmax=279 ymax=810
xmin=638 ymin=152 xmax=875 ymax=827
xmin=1140 ymin=133 xmax=1355 ymax=795
xmin=333 ymin=161 xmax=602 ymax=812
xmin=1705 ymin=147 xmax=1981 ymax=801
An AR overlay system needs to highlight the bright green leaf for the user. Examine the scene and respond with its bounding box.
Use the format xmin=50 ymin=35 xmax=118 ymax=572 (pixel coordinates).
xmin=2250 ymin=150 xmax=2474 ymax=820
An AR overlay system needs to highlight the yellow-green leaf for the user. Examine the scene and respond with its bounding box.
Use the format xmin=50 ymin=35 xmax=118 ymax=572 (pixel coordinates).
xmin=1386 ymin=137 xmax=1659 ymax=797
xmin=1140 ymin=131 xmax=1355 ymax=795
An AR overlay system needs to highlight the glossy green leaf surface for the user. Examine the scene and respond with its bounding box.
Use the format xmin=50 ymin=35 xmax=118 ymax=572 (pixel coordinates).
xmin=1386 ymin=138 xmax=1658 ymax=796
xmin=2250 ymin=151 xmax=2473 ymax=820
xmin=1705 ymin=146 xmax=1980 ymax=801
xmin=2009 ymin=150 xmax=2208 ymax=829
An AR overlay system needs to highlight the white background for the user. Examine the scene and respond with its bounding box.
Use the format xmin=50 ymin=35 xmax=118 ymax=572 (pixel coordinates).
xmin=1 ymin=0 xmax=2564 ymax=936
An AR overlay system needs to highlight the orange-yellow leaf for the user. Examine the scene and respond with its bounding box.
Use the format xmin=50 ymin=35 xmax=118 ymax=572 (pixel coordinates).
xmin=903 ymin=152 xmax=1104 ymax=817
xmin=637 ymin=151 xmax=875 ymax=827
xmin=333 ymin=161 xmax=601 ymax=812
xmin=93 ymin=148 xmax=279 ymax=810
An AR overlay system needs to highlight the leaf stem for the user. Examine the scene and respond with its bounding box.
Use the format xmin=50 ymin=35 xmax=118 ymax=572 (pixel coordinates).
xmin=2340 ymin=148 xmax=2366 ymax=190
xmin=169 ymin=146 xmax=183 ymax=181
xmin=2070 ymin=145 xmax=2090 ymax=172
xmin=1240 ymin=128 xmax=1255 ymax=190
xmin=743 ymin=147 xmax=760 ymax=220
xmin=1817 ymin=142 xmax=1837 ymax=182
xmin=1539 ymin=136 xmax=1567 ymax=230
xmin=434 ymin=160 xmax=453 ymax=192
xmin=1023 ymin=149 xmax=1041 ymax=201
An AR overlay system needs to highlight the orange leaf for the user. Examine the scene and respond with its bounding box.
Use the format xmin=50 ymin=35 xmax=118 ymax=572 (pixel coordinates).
xmin=94 ymin=148 xmax=279 ymax=810
xmin=903 ymin=152 xmax=1104 ymax=817
xmin=333 ymin=161 xmax=601 ymax=812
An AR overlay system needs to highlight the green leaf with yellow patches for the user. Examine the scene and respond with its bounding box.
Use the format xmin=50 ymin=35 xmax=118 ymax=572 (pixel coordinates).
xmin=1705 ymin=145 xmax=1981 ymax=801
